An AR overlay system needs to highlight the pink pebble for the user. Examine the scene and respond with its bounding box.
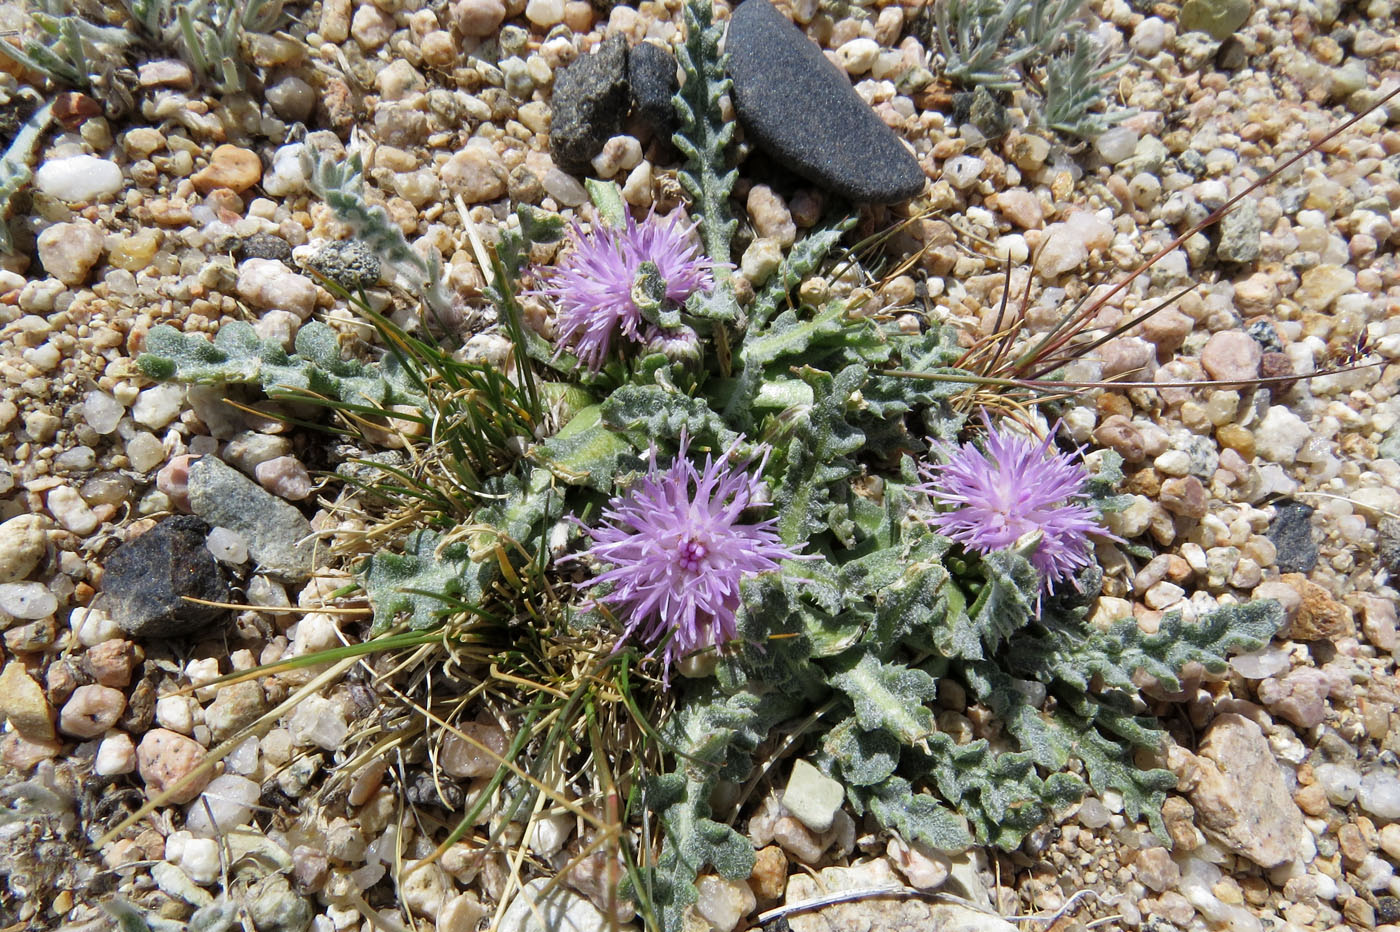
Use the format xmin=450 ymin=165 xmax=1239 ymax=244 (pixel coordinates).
xmin=254 ymin=456 xmax=313 ymax=501
xmin=156 ymin=454 xmax=197 ymax=512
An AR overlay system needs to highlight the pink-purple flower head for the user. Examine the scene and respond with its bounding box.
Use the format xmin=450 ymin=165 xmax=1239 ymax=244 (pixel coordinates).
xmin=919 ymin=414 xmax=1113 ymax=597
xmin=572 ymin=434 xmax=802 ymax=681
xmin=535 ymin=211 xmax=714 ymax=371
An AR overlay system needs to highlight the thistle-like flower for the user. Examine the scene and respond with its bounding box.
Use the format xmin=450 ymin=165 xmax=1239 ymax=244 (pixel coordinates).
xmin=573 ymin=434 xmax=800 ymax=680
xmin=920 ymin=414 xmax=1112 ymax=595
xmin=535 ymin=211 xmax=714 ymax=370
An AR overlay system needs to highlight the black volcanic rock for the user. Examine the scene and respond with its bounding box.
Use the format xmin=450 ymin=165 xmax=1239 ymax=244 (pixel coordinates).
xmin=102 ymin=515 xmax=231 ymax=638
xmin=726 ymin=0 xmax=925 ymax=203
xmin=550 ymin=34 xmax=630 ymax=174
xmin=628 ymin=41 xmax=680 ymax=142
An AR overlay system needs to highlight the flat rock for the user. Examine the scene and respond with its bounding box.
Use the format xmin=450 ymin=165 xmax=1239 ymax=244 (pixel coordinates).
xmin=102 ymin=515 xmax=231 ymax=639
xmin=1187 ymin=713 xmax=1310 ymax=868
xmin=785 ymin=860 xmax=1014 ymax=932
xmin=628 ymin=41 xmax=679 ymax=142
xmin=187 ymin=455 xmax=315 ymax=582
xmin=550 ymin=34 xmax=630 ymax=174
xmin=726 ymin=0 xmax=924 ymax=203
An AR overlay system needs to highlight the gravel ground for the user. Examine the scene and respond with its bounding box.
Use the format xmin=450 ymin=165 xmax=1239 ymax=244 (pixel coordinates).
xmin=1 ymin=0 xmax=1400 ymax=930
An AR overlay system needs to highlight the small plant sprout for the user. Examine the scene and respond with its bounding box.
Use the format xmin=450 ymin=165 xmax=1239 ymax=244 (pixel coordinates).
xmin=572 ymin=433 xmax=802 ymax=679
xmin=920 ymin=413 xmax=1113 ymax=596
xmin=535 ymin=211 xmax=715 ymax=370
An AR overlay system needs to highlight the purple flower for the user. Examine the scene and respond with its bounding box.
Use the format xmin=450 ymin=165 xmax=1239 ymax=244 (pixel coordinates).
xmin=535 ymin=211 xmax=714 ymax=371
xmin=919 ymin=414 xmax=1112 ymax=595
xmin=573 ymin=434 xmax=800 ymax=679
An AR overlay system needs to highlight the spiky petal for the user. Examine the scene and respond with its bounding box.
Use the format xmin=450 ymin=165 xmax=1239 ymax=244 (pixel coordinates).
xmin=573 ymin=435 xmax=800 ymax=680
xmin=920 ymin=414 xmax=1112 ymax=594
xmin=535 ymin=211 xmax=714 ymax=370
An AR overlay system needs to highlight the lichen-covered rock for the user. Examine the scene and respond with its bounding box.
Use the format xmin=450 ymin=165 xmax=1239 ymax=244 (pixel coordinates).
xmin=186 ymin=455 xmax=315 ymax=582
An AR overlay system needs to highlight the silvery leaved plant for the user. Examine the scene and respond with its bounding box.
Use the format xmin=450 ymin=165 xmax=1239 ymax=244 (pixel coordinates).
xmin=134 ymin=0 xmax=1284 ymax=927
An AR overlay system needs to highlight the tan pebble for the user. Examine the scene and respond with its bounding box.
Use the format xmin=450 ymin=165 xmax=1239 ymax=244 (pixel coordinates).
xmin=0 ymin=514 xmax=50 ymax=583
xmin=994 ymin=188 xmax=1044 ymax=229
xmin=562 ymin=0 xmax=592 ymax=31
xmin=421 ymin=30 xmax=457 ymax=69
xmin=0 ymin=662 xmax=56 ymax=742
xmin=137 ymin=59 xmax=193 ymax=88
xmin=747 ymin=845 xmax=787 ymax=900
xmin=440 ymin=722 xmax=508 ymax=777
xmin=86 ymin=639 xmax=138 ymax=688
xmin=319 ymin=0 xmax=351 ymax=41
xmin=453 ymin=0 xmax=506 ymax=36
xmin=1093 ymin=414 xmax=1146 ymax=463
xmin=1215 ymin=424 xmax=1254 ymax=459
xmin=1342 ymin=896 xmax=1377 ymax=929
xmin=1295 ymin=264 xmax=1356 ymax=312
xmin=1294 ymin=781 xmax=1330 ymax=816
xmin=1159 ymin=476 xmax=1208 ymax=519
xmin=1338 ymin=823 xmax=1368 ymax=864
xmin=441 ymin=147 xmax=506 ymax=203
xmin=437 ymin=893 xmax=488 ymax=932
xmin=1280 ymin=573 xmax=1353 ymax=641
xmin=191 ymin=144 xmax=263 ymax=194
xmin=350 ymin=4 xmax=395 ymax=48
xmin=108 ymin=230 xmax=162 ymax=272
xmin=36 ymin=220 xmax=105 ymax=286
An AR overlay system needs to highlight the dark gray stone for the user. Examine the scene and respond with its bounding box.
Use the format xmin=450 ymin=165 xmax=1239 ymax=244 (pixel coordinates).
xmin=726 ymin=0 xmax=925 ymax=203
xmin=1268 ymin=500 xmax=1318 ymax=573
xmin=102 ymin=515 xmax=231 ymax=638
xmin=628 ymin=41 xmax=679 ymax=142
xmin=302 ymin=239 xmax=382 ymax=291
xmin=549 ymin=34 xmax=630 ymax=174
xmin=187 ymin=455 xmax=315 ymax=582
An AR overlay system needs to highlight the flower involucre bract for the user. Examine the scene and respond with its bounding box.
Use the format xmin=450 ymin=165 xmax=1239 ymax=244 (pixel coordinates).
xmin=920 ymin=415 xmax=1111 ymax=594
xmin=575 ymin=435 xmax=799 ymax=679
xmin=536 ymin=211 xmax=714 ymax=370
